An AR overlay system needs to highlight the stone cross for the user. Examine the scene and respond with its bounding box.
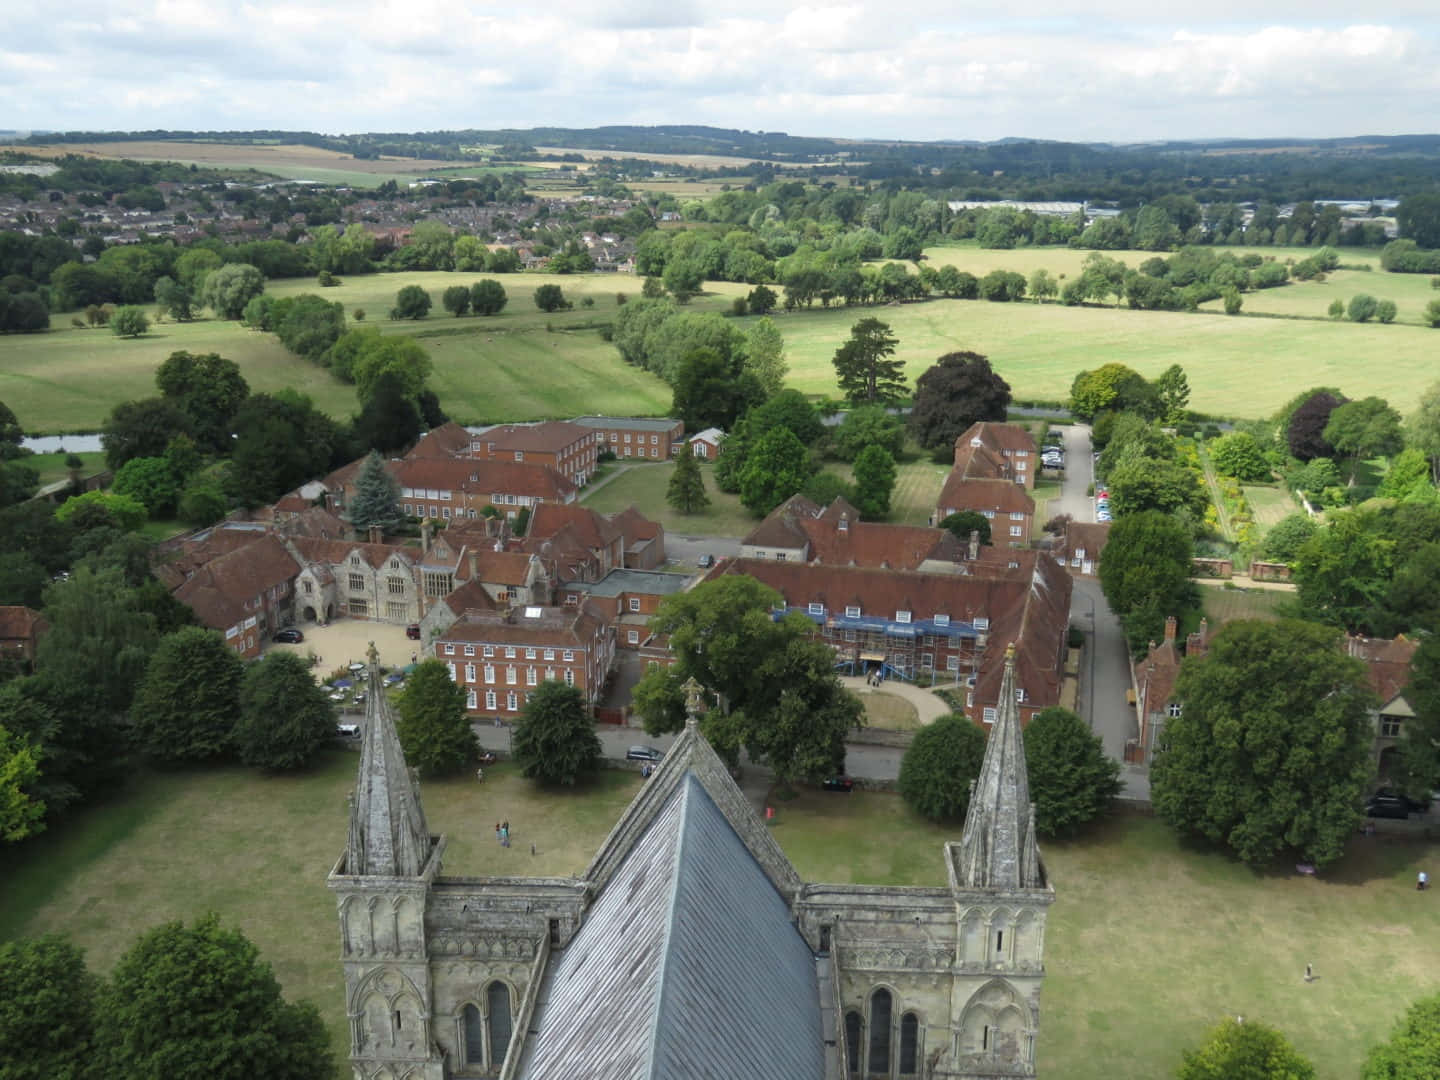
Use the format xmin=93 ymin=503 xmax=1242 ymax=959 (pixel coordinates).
xmin=681 ymin=676 xmax=705 ymax=730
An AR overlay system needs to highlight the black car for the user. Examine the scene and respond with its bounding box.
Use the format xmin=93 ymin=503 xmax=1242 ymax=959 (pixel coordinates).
xmin=625 ymin=745 xmax=665 ymax=763
xmin=272 ymin=628 xmax=304 ymax=644
xmin=1365 ymin=790 xmax=1416 ymax=819
xmin=822 ymin=776 xmax=855 ymax=793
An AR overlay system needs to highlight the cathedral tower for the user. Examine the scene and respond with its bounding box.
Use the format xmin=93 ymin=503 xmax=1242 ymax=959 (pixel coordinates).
xmin=328 ymin=643 xmax=447 ymax=1080
xmin=945 ymin=643 xmax=1053 ymax=1077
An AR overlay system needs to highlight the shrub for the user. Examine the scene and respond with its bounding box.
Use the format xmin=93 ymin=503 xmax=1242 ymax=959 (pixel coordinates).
xmin=534 ymin=283 xmax=569 ymax=312
xmin=1376 ymin=299 xmax=1397 ymax=324
xmin=110 ymin=305 xmax=149 ymax=338
xmin=1348 ymin=294 xmax=1379 ymax=323
xmin=898 ymin=714 xmax=987 ymax=822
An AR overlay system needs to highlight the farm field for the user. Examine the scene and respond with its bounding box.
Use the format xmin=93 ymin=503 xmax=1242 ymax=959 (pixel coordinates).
xmin=4 ymin=758 xmax=1436 ymax=1080
xmin=915 ymin=242 xmax=1381 ymax=281
xmin=1199 ymin=266 xmax=1440 ymax=326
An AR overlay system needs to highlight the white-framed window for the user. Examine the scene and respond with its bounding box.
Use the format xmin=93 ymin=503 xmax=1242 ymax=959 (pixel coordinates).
xmin=465 ymin=663 xmax=476 ymax=682
xmin=845 ymin=605 xmax=861 ymax=618
xmin=525 ymin=648 xmax=537 ymax=660
xmin=1010 ymin=525 xmax=1023 ymax=537
xmin=808 ymin=602 xmax=825 ymax=616
xmin=349 ymin=572 xmax=365 ymax=592
xmin=1169 ymin=703 xmax=1183 ymax=719
xmin=464 ymin=645 xmax=476 ymax=657
xmin=624 ymin=433 xmax=631 ymax=442
xmin=562 ymin=650 xmax=574 ymax=662
xmin=484 ymin=664 xmax=495 ymax=684
xmin=628 ymin=630 xmax=640 ymax=644
xmin=544 ymin=649 xmax=555 ymax=661
xmin=844 ymin=629 xmax=856 ymax=642
xmin=982 ymin=707 xmax=997 ymax=725
xmin=507 ymin=691 xmax=518 ymax=710
xmin=480 ymin=645 xmax=493 ymax=658
xmin=1016 ymin=687 xmax=1026 ymax=703
xmin=650 ymin=435 xmax=658 ymax=444
xmin=629 ymin=598 xmax=641 ymax=613
xmin=546 ymin=667 xmax=556 ymax=681
xmin=514 ymin=451 xmax=524 ymax=462
xmin=564 ymin=669 xmax=575 ymax=686
xmin=935 ymin=614 xmax=950 ymax=626
xmin=403 ymin=503 xmax=412 ymax=514
xmin=921 ymin=652 xmax=934 ymax=669
xmin=443 ymin=644 xmax=455 ymax=656
xmin=895 ymin=610 xmax=911 ymax=624
xmin=505 ymin=647 xmax=516 ymax=658
xmin=446 ymin=662 xmax=457 ymax=681
xmin=467 ymin=689 xmax=477 ymax=709
xmin=1010 ymin=512 xmax=1025 ymax=521
xmin=974 ymin=617 xmax=990 ymax=631
xmin=485 ymin=690 xmax=497 ymax=710
xmin=526 ymin=667 xmax=538 ymax=686
xmin=442 ymin=507 xmax=451 ymax=519
xmin=983 ymin=510 xmax=996 ymax=519
xmin=506 ymin=666 xmax=517 ymax=685
xmin=947 ymin=656 xmax=960 ymax=671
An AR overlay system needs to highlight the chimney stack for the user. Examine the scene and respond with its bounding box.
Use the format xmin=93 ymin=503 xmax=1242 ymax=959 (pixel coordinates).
xmin=1164 ymin=616 xmax=1177 ymax=644
xmin=420 ymin=519 xmax=431 ymax=554
xmin=968 ymin=530 xmax=979 ymax=561
xmin=468 ymin=548 xmax=479 ymax=581
xmin=368 ymin=524 xmax=383 ymax=545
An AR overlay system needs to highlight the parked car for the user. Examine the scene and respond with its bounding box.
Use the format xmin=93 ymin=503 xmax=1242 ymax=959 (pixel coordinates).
xmin=1096 ymin=509 xmax=1112 ymax=522
xmin=406 ymin=623 xmax=422 ymax=640
xmin=1365 ymin=791 xmax=1412 ymax=819
xmin=625 ymin=745 xmax=665 ymax=762
xmin=478 ymin=750 xmax=497 ymax=765
xmin=272 ymin=628 xmax=304 ymax=644
xmin=335 ymin=723 xmax=360 ymax=739
xmin=697 ymin=553 xmax=715 ymax=568
xmin=822 ymin=776 xmax=856 ymax=793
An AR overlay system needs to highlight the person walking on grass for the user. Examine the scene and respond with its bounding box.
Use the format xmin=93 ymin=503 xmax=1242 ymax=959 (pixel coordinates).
xmin=1421 ymin=870 xmax=1429 ymax=891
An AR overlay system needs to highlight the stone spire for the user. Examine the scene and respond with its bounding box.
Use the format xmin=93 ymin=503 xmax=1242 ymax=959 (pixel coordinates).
xmin=345 ymin=641 xmax=432 ymax=877
xmin=956 ymin=643 xmax=1043 ymax=890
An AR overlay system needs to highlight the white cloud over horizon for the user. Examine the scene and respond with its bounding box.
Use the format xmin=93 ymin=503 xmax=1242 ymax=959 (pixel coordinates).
xmin=1 ymin=3 xmax=1438 ymax=142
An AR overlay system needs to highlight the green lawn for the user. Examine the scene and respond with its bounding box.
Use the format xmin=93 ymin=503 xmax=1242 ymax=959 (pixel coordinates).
xmin=827 ymin=458 xmax=951 ymax=527
xmin=4 ymin=762 xmax=1437 ymax=1078
xmin=1199 ymin=265 xmax=1440 ymax=327
xmin=1200 ymin=583 xmax=1295 ymax=625
xmin=1245 ymin=485 xmax=1302 ymax=531
xmin=20 ymin=449 xmax=106 ymax=487
xmin=580 ymin=461 xmax=759 ymax=538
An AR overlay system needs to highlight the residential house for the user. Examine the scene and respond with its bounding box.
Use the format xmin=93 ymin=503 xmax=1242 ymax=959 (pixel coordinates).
xmin=1131 ymin=617 xmax=1210 ymax=762
xmin=1347 ymin=634 xmax=1420 ymax=781
xmin=433 ymin=604 xmax=615 ymax=718
xmin=689 ymin=427 xmax=724 ymax=460
xmin=707 ymin=554 xmax=1072 ymax=726
xmin=521 ymin=503 xmax=629 ymax=584
xmin=406 ymin=420 xmax=475 ymax=461
xmin=0 ymin=606 xmax=47 ymax=671
xmin=741 ymin=495 xmax=973 ymax=571
xmin=572 ymin=415 xmax=686 ymax=460
xmin=953 ymin=422 xmax=1038 ymax=489
xmin=1053 ymin=521 xmax=1111 ymax=577
xmin=608 ymin=505 xmax=667 ymax=569
xmin=173 ymin=534 xmax=302 ymax=658
xmin=288 ymin=537 xmax=425 ymax=625
xmin=470 ymin=421 xmax=598 ymax=486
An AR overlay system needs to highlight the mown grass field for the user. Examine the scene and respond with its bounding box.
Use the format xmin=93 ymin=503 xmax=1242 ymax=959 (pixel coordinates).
xmin=1200 ymin=583 xmax=1295 ymax=625
xmin=5 ymin=761 xmax=1435 ymax=1079
xmin=580 ymin=461 xmax=758 ymax=537
xmin=1245 ymin=484 xmax=1302 ymax=530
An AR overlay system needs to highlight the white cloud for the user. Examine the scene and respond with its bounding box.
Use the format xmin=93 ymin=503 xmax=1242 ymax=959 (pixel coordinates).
xmin=0 ymin=3 xmax=1437 ymax=141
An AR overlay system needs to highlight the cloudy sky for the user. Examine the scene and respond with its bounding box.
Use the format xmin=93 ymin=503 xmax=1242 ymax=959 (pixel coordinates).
xmin=3 ymin=1 xmax=1439 ymax=143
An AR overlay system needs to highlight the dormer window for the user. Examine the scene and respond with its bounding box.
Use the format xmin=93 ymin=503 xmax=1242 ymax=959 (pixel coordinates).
xmin=974 ymin=617 xmax=990 ymax=631
xmin=895 ymin=610 xmax=912 ymax=624
xmin=971 ymin=436 xmax=982 ymax=447
xmin=1016 ymin=687 xmax=1026 ymax=703
xmin=808 ymin=602 xmax=825 ymax=616
xmin=845 ymin=605 xmax=861 ymax=618
xmin=935 ymin=614 xmax=950 ymax=626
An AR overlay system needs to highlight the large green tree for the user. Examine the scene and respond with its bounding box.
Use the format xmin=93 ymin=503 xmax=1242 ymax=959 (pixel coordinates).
xmin=1292 ymin=511 xmax=1395 ymax=632
xmin=391 ymin=284 xmax=432 ymax=320
xmin=1362 ymin=993 xmax=1440 ymax=1080
xmin=939 ymin=511 xmax=992 ymax=546
xmin=1209 ymin=432 xmax=1270 ymax=482
xmin=1150 ymin=619 xmax=1374 ymax=867
xmin=898 ymin=714 xmax=987 ymax=822
xmin=130 ymin=627 xmax=245 ymax=764
xmin=0 ymin=721 xmax=44 ymax=842
xmin=109 ymin=305 xmax=149 ymax=339
xmin=111 ymin=457 xmax=179 ymax=518
xmin=227 ymin=392 xmax=342 ymax=509
xmin=851 ymin=443 xmax=897 ymax=520
xmin=1324 ymin=396 xmax=1403 ymax=480
xmin=1023 ymin=707 xmax=1121 ymax=837
xmin=470 ymin=279 xmax=507 ymax=316
xmin=1396 ymin=192 xmax=1440 ymax=249
xmin=832 ymin=318 xmax=905 ymax=406
xmin=907 ymin=351 xmax=1012 ymax=452
xmin=154 ymin=350 xmax=250 ymax=454
xmin=631 ymin=576 xmax=862 ymax=785
xmin=395 ymin=659 xmax=476 ymax=777
xmin=670 ymin=347 xmax=764 ymax=434
xmin=512 ymin=680 xmax=603 ymax=786
xmin=742 ymin=317 xmax=788 ymax=396
xmin=0 ymin=935 xmax=99 ymax=1080
xmin=200 ymin=262 xmax=265 ymax=320
xmin=666 ymin=443 xmax=709 ymax=514
xmin=235 ymin=652 xmax=336 ymax=771
xmin=1098 ymin=511 xmax=1198 ymax=654
xmin=1408 ymin=380 xmax=1440 ymax=486
xmin=1153 ymin=363 xmax=1191 ymax=423
xmin=1397 ymin=636 xmax=1440 ymax=801
xmin=1176 ymin=1017 xmax=1315 ymax=1080
xmin=345 ymin=450 xmax=404 ymax=534
xmin=739 ymin=425 xmax=814 ymax=514
xmin=96 ymin=914 xmax=334 ymax=1080
xmin=101 ymin=397 xmax=194 ymax=471
xmin=1287 ymin=391 xmax=1345 ymax=461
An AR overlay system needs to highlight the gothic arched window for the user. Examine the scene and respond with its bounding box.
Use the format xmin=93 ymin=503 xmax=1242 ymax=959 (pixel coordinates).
xmin=844 ymin=1011 xmax=862 ymax=1074
xmin=899 ymin=1012 xmax=919 ymax=1074
xmin=487 ymin=981 xmax=513 ymax=1065
xmin=867 ymin=988 xmax=892 ymax=1074
xmin=462 ymin=1004 xmax=484 ymax=1066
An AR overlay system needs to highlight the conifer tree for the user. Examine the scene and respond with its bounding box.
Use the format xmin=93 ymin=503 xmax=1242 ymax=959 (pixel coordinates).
xmin=345 ymin=450 xmax=404 ymax=533
xmin=666 ymin=444 xmax=710 ymax=514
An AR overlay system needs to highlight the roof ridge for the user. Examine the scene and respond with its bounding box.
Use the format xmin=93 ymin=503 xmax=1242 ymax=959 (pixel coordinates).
xmin=645 ymin=775 xmax=693 ymax=1080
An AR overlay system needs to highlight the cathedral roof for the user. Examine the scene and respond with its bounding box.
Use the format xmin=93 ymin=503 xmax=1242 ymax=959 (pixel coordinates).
xmin=516 ymin=771 xmax=824 ymax=1080
xmin=344 ymin=644 xmax=434 ymax=878
xmin=953 ymin=643 xmax=1044 ymax=891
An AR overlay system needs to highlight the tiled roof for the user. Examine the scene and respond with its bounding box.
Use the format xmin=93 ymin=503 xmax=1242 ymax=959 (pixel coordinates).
xmin=573 ymin=415 xmax=684 ymax=434
xmin=938 ymin=474 xmax=1035 ymax=516
xmin=407 ymin=421 xmax=474 ymax=460
xmin=174 ymin=535 xmax=300 ymax=630
xmin=438 ymin=578 xmax=499 ymax=616
xmin=0 ymin=605 xmax=46 ymax=640
xmin=954 ymin=421 xmax=1038 ymax=457
xmin=607 ymin=505 xmax=663 ymax=543
xmin=474 ymin=420 xmax=591 ymax=453
xmin=741 ymin=493 xmax=822 ymax=550
xmin=390 ymin=458 xmax=578 ymax=501
xmin=527 ymin=504 xmax=620 ymax=553
xmin=1347 ymin=635 xmax=1418 ymax=706
xmin=438 ymin=605 xmax=605 ymax=648
xmin=1058 ymin=521 xmax=1112 ymax=563
xmin=462 ymin=548 xmax=536 ymax=587
xmin=288 ymin=536 xmax=417 ymax=571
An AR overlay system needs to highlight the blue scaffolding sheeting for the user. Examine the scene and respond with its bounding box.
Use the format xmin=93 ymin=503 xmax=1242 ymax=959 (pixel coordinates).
xmin=775 ymin=606 xmax=983 ymax=640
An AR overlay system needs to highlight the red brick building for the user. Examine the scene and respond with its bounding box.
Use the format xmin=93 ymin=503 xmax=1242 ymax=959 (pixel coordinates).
xmin=573 ymin=415 xmax=686 ymax=461
xmin=433 ymin=605 xmax=615 ymax=718
xmin=323 ymin=456 xmax=578 ymax=524
xmin=0 ymin=605 xmax=47 ymax=672
xmin=707 ymin=554 xmax=1072 ymax=726
xmin=172 ymin=534 xmax=302 ymax=658
xmin=952 ymin=422 xmax=1039 ymax=489
xmin=470 ymin=421 xmax=598 ymax=485
xmin=937 ymin=422 xmax=1039 ymax=547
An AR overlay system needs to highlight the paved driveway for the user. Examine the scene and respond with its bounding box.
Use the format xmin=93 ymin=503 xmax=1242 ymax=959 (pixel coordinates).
xmin=1045 ymin=422 xmax=1096 ymax=524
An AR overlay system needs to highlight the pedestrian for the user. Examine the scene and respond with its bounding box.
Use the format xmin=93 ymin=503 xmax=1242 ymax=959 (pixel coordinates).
xmin=411 ymin=652 xmax=417 ymax=664
xmin=1304 ymin=963 xmax=1313 ymax=982
xmin=530 ymin=843 xmax=536 ymax=857
xmin=476 ymin=768 xmax=484 ymax=783
xmin=1420 ymin=870 xmax=1429 ymax=891
xmin=495 ymin=823 xmax=501 ymax=844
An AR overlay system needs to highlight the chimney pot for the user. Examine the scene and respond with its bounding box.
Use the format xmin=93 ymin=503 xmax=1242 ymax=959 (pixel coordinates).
xmin=1164 ymin=616 xmax=1177 ymax=644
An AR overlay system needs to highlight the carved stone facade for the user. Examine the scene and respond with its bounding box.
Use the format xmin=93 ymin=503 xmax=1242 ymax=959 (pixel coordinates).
xmin=331 ymin=646 xmax=1051 ymax=1080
